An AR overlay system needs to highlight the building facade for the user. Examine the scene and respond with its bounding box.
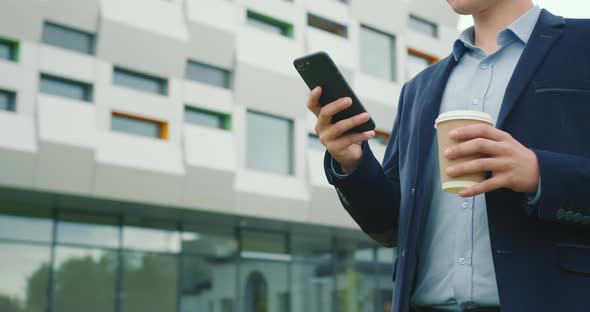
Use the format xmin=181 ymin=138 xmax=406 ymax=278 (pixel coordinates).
xmin=0 ymin=0 xmax=458 ymax=311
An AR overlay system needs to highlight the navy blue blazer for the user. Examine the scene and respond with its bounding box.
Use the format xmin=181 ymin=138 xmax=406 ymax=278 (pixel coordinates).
xmin=324 ymin=10 xmax=590 ymax=312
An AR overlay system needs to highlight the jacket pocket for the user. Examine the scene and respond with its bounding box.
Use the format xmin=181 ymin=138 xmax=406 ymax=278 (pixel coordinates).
xmin=558 ymin=244 xmax=590 ymax=274
xmin=534 ymin=80 xmax=590 ymax=94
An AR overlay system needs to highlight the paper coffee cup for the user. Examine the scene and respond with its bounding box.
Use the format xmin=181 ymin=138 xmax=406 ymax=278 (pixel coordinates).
xmin=434 ymin=110 xmax=494 ymax=194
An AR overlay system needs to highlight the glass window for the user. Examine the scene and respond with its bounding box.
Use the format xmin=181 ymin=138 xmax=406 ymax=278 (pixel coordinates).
xmin=122 ymin=252 xmax=178 ymax=312
xmin=184 ymin=106 xmax=230 ymax=130
xmin=247 ymin=11 xmax=294 ymax=38
xmin=0 ymin=37 xmax=18 ymax=61
xmin=182 ymin=224 xmax=238 ymax=257
xmin=0 ymin=243 xmax=51 ymax=312
xmin=0 ymin=213 xmax=53 ymax=243
xmin=371 ymin=131 xmax=390 ymax=147
xmin=360 ymin=25 xmax=396 ymax=81
xmin=111 ymin=113 xmax=166 ymax=140
xmin=246 ymin=111 xmax=294 ymax=175
xmin=185 ymin=61 xmax=231 ymax=89
xmin=0 ymin=89 xmax=16 ymax=112
xmin=308 ymin=14 xmax=347 ymax=38
xmin=308 ymin=133 xmax=324 ymax=151
xmin=123 ymin=222 xmax=180 ymax=253
xmin=40 ymin=74 xmax=93 ymax=102
xmin=57 ymin=213 xmax=120 ymax=248
xmin=41 ymin=21 xmax=95 ymax=55
xmin=113 ymin=67 xmax=168 ymax=96
xmin=407 ymin=51 xmax=436 ymax=80
xmin=408 ymin=15 xmax=438 ymax=38
xmin=53 ymin=246 xmax=118 ymax=312
xmin=333 ymin=241 xmax=378 ymax=312
xmin=376 ymin=247 xmax=395 ymax=312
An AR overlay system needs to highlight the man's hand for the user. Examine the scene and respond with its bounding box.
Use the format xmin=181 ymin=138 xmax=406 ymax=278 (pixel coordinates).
xmin=444 ymin=124 xmax=540 ymax=197
xmin=307 ymin=86 xmax=375 ymax=173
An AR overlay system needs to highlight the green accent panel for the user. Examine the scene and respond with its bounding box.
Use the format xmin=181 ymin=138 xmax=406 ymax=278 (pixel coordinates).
xmin=247 ymin=10 xmax=294 ymax=38
xmin=0 ymin=36 xmax=19 ymax=62
xmin=185 ymin=104 xmax=231 ymax=130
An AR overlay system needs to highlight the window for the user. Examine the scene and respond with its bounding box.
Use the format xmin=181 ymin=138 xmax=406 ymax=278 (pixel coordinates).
xmin=308 ymin=14 xmax=347 ymax=38
xmin=40 ymin=74 xmax=93 ymax=102
xmin=111 ymin=112 xmax=169 ymax=140
xmin=113 ymin=67 xmax=168 ymax=96
xmin=408 ymin=15 xmax=438 ymax=38
xmin=185 ymin=61 xmax=231 ymax=89
xmin=360 ymin=25 xmax=396 ymax=81
xmin=247 ymin=10 xmax=294 ymax=38
xmin=371 ymin=129 xmax=390 ymax=146
xmin=246 ymin=111 xmax=294 ymax=175
xmin=406 ymin=48 xmax=439 ymax=80
xmin=184 ymin=106 xmax=231 ymax=130
xmin=41 ymin=21 xmax=95 ymax=55
xmin=0 ymin=37 xmax=19 ymax=62
xmin=0 ymin=89 xmax=16 ymax=112
xmin=308 ymin=133 xmax=324 ymax=151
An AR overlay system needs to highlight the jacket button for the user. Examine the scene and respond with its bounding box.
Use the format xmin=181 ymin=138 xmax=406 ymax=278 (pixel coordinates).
xmin=411 ymin=188 xmax=415 ymax=196
xmin=556 ymin=209 xmax=566 ymax=220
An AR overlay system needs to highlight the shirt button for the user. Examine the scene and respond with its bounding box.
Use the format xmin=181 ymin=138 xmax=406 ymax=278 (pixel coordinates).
xmin=459 ymin=257 xmax=466 ymax=265
xmin=462 ymin=201 xmax=469 ymax=209
xmin=472 ymin=98 xmax=481 ymax=105
xmin=481 ymin=63 xmax=488 ymax=69
xmin=411 ymin=188 xmax=415 ymax=196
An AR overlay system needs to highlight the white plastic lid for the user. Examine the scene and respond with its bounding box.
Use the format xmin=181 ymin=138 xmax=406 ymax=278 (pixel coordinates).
xmin=434 ymin=110 xmax=494 ymax=129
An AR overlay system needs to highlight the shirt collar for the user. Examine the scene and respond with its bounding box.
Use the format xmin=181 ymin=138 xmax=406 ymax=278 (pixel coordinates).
xmin=452 ymin=5 xmax=542 ymax=61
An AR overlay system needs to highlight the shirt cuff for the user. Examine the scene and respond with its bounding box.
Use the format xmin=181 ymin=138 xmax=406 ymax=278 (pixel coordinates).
xmin=527 ymin=177 xmax=542 ymax=205
xmin=331 ymin=158 xmax=350 ymax=178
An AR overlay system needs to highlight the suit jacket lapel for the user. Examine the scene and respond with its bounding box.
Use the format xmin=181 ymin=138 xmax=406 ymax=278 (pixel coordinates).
xmin=496 ymin=9 xmax=565 ymax=129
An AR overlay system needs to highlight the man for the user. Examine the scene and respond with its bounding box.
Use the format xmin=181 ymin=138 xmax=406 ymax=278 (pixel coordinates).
xmin=306 ymin=0 xmax=590 ymax=311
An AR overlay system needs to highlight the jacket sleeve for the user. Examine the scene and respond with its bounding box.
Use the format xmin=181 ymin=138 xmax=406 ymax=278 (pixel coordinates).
xmin=323 ymin=85 xmax=407 ymax=247
xmin=528 ymin=149 xmax=590 ymax=226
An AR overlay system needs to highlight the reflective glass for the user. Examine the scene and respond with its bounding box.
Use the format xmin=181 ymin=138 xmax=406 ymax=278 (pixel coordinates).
xmin=333 ymin=241 xmax=378 ymax=312
xmin=41 ymin=21 xmax=95 ymax=55
xmin=308 ymin=133 xmax=324 ymax=151
xmin=123 ymin=226 xmax=180 ymax=253
xmin=0 ymin=243 xmax=51 ymax=312
xmin=246 ymin=111 xmax=294 ymax=175
xmin=247 ymin=16 xmax=284 ymax=35
xmin=0 ymin=89 xmax=16 ymax=112
xmin=113 ymin=68 xmax=168 ymax=96
xmin=406 ymin=53 xmax=431 ymax=80
xmin=185 ymin=61 xmax=230 ymax=88
xmin=240 ymin=261 xmax=288 ymax=312
xmin=182 ymin=226 xmax=238 ymax=257
xmin=57 ymin=213 xmax=119 ymax=248
xmin=180 ymin=254 xmax=238 ymax=312
xmin=241 ymin=230 xmax=287 ymax=254
xmin=122 ymin=251 xmax=178 ymax=312
xmin=408 ymin=15 xmax=438 ymax=38
xmin=40 ymin=74 xmax=92 ymax=102
xmin=0 ymin=41 xmax=14 ymax=61
xmin=376 ymin=248 xmax=395 ymax=312
xmin=53 ymin=246 xmax=117 ymax=312
xmin=184 ymin=107 xmax=227 ymax=129
xmin=111 ymin=115 xmax=161 ymax=139
xmin=0 ymin=214 xmax=53 ymax=243
xmin=360 ymin=26 xmax=396 ymax=81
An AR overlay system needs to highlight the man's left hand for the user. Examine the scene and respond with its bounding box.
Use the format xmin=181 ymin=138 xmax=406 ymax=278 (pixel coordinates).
xmin=444 ymin=124 xmax=540 ymax=198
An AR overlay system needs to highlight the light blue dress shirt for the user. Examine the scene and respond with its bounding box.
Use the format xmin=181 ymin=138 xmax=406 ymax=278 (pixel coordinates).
xmin=410 ymin=6 xmax=542 ymax=311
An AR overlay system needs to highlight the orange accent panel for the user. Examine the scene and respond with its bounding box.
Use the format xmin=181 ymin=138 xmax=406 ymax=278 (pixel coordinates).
xmin=408 ymin=48 xmax=440 ymax=64
xmin=112 ymin=111 xmax=169 ymax=140
xmin=374 ymin=129 xmax=391 ymax=141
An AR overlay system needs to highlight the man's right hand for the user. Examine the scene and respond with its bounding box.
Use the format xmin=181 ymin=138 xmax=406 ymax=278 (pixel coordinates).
xmin=307 ymin=86 xmax=375 ymax=174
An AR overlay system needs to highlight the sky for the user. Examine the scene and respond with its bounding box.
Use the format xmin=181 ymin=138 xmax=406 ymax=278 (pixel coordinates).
xmin=457 ymin=0 xmax=590 ymax=30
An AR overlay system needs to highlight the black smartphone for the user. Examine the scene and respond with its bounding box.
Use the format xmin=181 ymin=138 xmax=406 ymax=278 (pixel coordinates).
xmin=293 ymin=51 xmax=375 ymax=134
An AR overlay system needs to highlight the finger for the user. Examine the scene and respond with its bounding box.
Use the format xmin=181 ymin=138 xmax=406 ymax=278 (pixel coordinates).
xmin=307 ymin=86 xmax=323 ymax=117
xmin=458 ymin=176 xmax=506 ymax=197
xmin=444 ymin=138 xmax=508 ymax=160
xmin=321 ymin=112 xmax=371 ymax=142
xmin=449 ymin=124 xmax=510 ymax=142
xmin=329 ymin=131 xmax=375 ymax=151
xmin=447 ymin=157 xmax=508 ymax=178
xmin=317 ymin=97 xmax=353 ymax=129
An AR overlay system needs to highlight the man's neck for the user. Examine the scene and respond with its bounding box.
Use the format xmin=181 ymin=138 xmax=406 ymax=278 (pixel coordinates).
xmin=472 ymin=0 xmax=535 ymax=54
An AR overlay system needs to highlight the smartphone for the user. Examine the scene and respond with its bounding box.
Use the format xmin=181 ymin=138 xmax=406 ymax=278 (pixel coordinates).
xmin=293 ymin=51 xmax=375 ymax=134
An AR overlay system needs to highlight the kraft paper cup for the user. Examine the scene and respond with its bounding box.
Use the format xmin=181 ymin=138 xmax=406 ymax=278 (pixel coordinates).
xmin=434 ymin=110 xmax=494 ymax=194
